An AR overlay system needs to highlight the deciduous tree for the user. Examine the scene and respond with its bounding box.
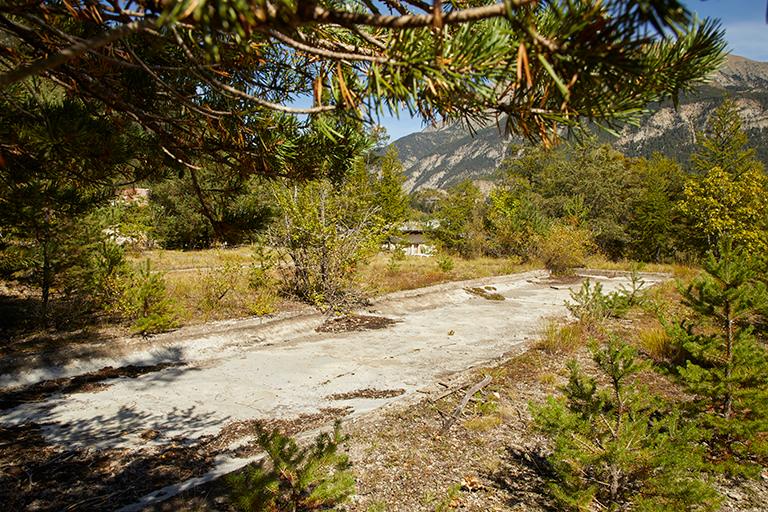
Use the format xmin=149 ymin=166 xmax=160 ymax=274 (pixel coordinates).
xmin=429 ymin=180 xmax=485 ymax=258
xmin=680 ymin=101 xmax=768 ymax=253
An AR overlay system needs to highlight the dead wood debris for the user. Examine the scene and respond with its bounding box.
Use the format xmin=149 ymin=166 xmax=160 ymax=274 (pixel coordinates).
xmin=326 ymin=388 xmax=406 ymax=401
xmin=441 ymin=375 xmax=493 ymax=432
xmin=315 ymin=314 xmax=399 ymax=333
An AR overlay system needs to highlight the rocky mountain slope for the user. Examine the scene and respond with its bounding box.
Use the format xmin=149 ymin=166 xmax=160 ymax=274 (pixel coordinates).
xmin=392 ymin=55 xmax=768 ymax=192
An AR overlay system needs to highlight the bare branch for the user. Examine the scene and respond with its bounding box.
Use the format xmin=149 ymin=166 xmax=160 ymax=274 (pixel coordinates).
xmin=304 ymin=2 xmax=533 ymax=29
xmin=350 ymin=25 xmax=388 ymax=51
xmin=0 ymin=19 xmax=155 ymax=88
xmin=170 ymin=27 xmax=338 ymax=114
xmin=124 ymin=44 xmax=233 ymax=119
xmin=441 ymin=375 xmax=493 ymax=432
xmin=267 ymin=29 xmax=391 ymax=64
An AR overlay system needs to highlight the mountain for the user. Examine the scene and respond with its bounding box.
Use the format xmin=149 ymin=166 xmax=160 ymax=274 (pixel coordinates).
xmin=392 ymin=55 xmax=768 ymax=192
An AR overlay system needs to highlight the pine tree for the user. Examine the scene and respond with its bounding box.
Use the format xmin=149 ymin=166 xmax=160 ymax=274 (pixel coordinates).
xmin=691 ymin=100 xmax=756 ymax=177
xmin=0 ymin=1 xmax=725 ymax=167
xmin=532 ymin=336 xmax=719 ymax=511
xmin=119 ymin=260 xmax=179 ymax=335
xmin=627 ymin=154 xmax=687 ymax=262
xmin=228 ymin=421 xmax=354 ymax=512
xmin=0 ymin=84 xmax=144 ymax=321
xmin=676 ymin=242 xmax=768 ymax=474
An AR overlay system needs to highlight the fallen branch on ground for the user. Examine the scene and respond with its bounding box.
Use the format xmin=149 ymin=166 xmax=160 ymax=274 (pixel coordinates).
xmin=432 ymin=382 xmax=467 ymax=402
xmin=441 ymin=375 xmax=492 ymax=433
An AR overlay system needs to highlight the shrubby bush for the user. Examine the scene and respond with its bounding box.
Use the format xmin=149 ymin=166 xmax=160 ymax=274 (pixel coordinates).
xmin=537 ymin=223 xmax=594 ymax=276
xmin=435 ymin=253 xmax=455 ymax=273
xmin=247 ymin=244 xmax=279 ymax=316
xmin=272 ymin=179 xmax=380 ymax=308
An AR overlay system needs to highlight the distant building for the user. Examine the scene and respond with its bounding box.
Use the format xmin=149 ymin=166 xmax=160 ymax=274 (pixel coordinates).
xmin=385 ymin=220 xmax=438 ymax=256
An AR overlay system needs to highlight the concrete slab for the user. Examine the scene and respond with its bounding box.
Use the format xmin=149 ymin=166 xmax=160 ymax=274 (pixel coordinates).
xmin=0 ymin=270 xmax=667 ymax=452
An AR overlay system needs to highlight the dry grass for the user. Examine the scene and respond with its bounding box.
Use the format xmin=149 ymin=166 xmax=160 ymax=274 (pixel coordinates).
xmin=537 ymin=372 xmax=558 ymax=386
xmin=463 ymin=415 xmax=502 ymax=431
xmin=144 ymin=249 xmax=282 ymax=324
xmin=125 ymin=246 xmax=692 ymax=330
xmin=636 ymin=324 xmax=680 ymax=363
xmin=163 ymin=267 xmax=279 ymax=324
xmin=128 ymin=246 xmax=255 ymax=272
xmin=359 ymin=253 xmax=535 ymax=295
xmin=535 ymin=319 xmax=587 ymax=355
xmin=583 ymin=255 xmax=685 ymax=275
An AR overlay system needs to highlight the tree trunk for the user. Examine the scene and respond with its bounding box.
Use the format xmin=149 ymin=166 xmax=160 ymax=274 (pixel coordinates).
xmin=610 ymin=464 xmax=621 ymax=502
xmin=319 ymin=188 xmax=329 ymax=297
xmin=188 ymin=169 xmax=226 ymax=243
xmin=724 ymin=301 xmax=734 ymax=418
xmin=41 ymin=239 xmax=51 ymax=325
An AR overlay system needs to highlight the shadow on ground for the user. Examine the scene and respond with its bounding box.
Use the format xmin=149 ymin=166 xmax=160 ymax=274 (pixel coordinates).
xmin=488 ymin=445 xmax=558 ymax=511
xmin=0 ymin=404 xmax=226 ymax=511
xmin=0 ymin=361 xmax=186 ymax=411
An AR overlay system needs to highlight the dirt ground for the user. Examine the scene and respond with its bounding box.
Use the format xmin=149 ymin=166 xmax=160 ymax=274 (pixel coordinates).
xmin=6 ymin=269 xmax=761 ymax=511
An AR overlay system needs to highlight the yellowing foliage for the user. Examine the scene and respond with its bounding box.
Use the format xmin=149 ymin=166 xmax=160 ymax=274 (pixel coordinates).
xmin=680 ymin=166 xmax=768 ymax=252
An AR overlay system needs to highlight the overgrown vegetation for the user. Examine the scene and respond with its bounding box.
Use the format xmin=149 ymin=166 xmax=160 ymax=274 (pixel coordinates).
xmin=533 ymin=243 xmax=768 ymax=509
xmin=1 ymin=2 xmax=762 ymax=510
xmin=680 ymin=101 xmax=768 ymax=253
xmin=4 ymin=59 xmax=765 ymax=339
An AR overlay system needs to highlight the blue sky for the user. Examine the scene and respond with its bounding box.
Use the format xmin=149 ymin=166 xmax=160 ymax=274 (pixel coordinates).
xmin=377 ymin=0 xmax=768 ymax=142
xmin=691 ymin=0 xmax=768 ymax=60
